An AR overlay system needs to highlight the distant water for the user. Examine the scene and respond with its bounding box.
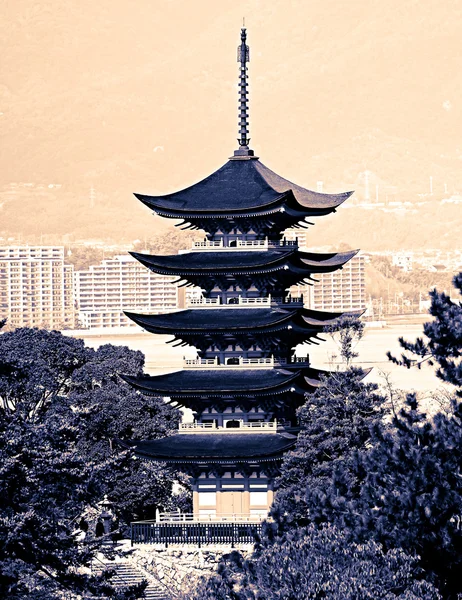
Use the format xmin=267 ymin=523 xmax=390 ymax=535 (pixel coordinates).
xmin=67 ymin=323 xmax=446 ymax=397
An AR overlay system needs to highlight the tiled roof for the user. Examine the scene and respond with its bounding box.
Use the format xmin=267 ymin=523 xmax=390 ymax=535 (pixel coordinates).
xmin=134 ymin=159 xmax=353 ymax=216
xmin=121 ymin=432 xmax=297 ymax=460
xmin=124 ymin=307 xmax=363 ymax=334
xmin=130 ymin=249 xmax=358 ymax=275
xmin=121 ymin=367 xmax=327 ymax=396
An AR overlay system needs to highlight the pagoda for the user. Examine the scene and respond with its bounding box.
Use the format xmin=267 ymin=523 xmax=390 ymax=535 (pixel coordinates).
xmin=123 ymin=28 xmax=359 ymax=527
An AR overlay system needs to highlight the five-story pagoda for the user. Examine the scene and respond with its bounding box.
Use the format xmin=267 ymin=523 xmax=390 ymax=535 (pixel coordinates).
xmin=123 ymin=28 xmax=359 ymax=529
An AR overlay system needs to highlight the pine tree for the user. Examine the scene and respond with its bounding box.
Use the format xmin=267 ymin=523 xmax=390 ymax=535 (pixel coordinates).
xmin=273 ymin=367 xmax=386 ymax=525
xmin=387 ymin=272 xmax=462 ymax=391
xmin=0 ymin=327 xmax=183 ymax=598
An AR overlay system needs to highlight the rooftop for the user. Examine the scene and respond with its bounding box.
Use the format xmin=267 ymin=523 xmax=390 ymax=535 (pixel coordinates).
xmin=120 ymin=431 xmax=297 ymax=461
xmin=134 ymin=159 xmax=353 ymax=219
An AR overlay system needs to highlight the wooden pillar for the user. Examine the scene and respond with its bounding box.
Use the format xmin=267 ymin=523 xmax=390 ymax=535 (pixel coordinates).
xmin=192 ymin=490 xmax=199 ymax=517
xmin=216 ymin=488 xmax=223 ymax=517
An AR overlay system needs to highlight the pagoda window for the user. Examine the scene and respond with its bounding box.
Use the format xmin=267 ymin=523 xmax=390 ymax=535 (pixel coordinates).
xmin=225 ymin=419 xmax=241 ymax=428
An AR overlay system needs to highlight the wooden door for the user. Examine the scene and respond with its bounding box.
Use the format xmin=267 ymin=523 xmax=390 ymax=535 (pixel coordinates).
xmin=220 ymin=491 xmax=244 ymax=517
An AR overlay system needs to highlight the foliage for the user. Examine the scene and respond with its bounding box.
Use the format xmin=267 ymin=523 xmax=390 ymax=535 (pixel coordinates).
xmin=64 ymin=246 xmax=112 ymax=271
xmin=387 ymin=272 xmax=462 ymax=392
xmin=180 ymin=526 xmax=440 ymax=600
xmin=273 ymin=367 xmax=386 ymax=524
xmin=312 ymin=393 xmax=462 ymax=600
xmin=132 ymin=229 xmax=198 ymax=256
xmin=0 ymin=327 xmax=184 ymax=598
xmin=368 ymin=255 xmax=454 ymax=303
xmin=323 ymin=314 xmax=365 ymax=365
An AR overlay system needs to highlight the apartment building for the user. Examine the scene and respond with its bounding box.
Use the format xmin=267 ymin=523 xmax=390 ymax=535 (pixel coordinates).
xmin=75 ymin=255 xmax=178 ymax=329
xmin=0 ymin=246 xmax=75 ymax=329
xmin=305 ymin=253 xmax=366 ymax=312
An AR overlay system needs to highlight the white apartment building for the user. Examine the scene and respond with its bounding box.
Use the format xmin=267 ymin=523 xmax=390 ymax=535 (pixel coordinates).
xmin=305 ymin=254 xmax=366 ymax=312
xmin=0 ymin=246 xmax=75 ymax=329
xmin=75 ymin=255 xmax=178 ymax=329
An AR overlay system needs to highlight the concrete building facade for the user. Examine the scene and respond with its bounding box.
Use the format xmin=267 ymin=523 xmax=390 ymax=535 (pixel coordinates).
xmin=305 ymin=253 xmax=366 ymax=312
xmin=0 ymin=246 xmax=75 ymax=329
xmin=74 ymin=254 xmax=178 ymax=329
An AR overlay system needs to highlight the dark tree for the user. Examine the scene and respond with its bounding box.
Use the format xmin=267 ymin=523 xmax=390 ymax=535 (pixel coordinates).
xmin=273 ymin=367 xmax=386 ymax=525
xmin=180 ymin=526 xmax=440 ymax=600
xmin=387 ymin=272 xmax=462 ymax=392
xmin=323 ymin=394 xmax=462 ymax=599
xmin=0 ymin=327 xmax=183 ymax=598
xmin=324 ymin=314 xmax=365 ymax=366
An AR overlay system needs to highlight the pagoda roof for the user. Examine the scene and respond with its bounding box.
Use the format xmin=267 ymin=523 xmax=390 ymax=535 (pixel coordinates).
xmin=122 ymin=367 xmax=327 ymax=399
xmin=125 ymin=307 xmax=362 ymax=336
xmin=130 ymin=248 xmax=358 ymax=277
xmin=134 ymin=159 xmax=352 ymax=219
xmin=120 ymin=431 xmax=297 ymax=462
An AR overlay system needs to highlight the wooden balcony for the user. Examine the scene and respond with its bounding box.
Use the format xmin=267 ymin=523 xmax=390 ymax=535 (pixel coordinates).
xmin=131 ymin=514 xmax=266 ymax=546
xmin=191 ymin=237 xmax=298 ymax=251
xmin=182 ymin=355 xmax=310 ymax=370
xmin=179 ymin=421 xmax=279 ymax=433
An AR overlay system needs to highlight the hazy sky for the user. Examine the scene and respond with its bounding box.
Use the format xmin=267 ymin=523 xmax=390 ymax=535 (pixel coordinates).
xmin=2 ymin=0 xmax=462 ymax=241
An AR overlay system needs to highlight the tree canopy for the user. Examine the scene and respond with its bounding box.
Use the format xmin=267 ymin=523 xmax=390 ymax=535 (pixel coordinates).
xmin=0 ymin=326 xmax=183 ymax=598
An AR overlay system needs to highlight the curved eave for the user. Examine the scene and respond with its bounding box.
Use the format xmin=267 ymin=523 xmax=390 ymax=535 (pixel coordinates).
xmin=130 ymin=249 xmax=293 ymax=275
xmin=253 ymin=161 xmax=354 ymax=210
xmin=121 ymin=369 xmax=302 ymax=397
xmin=301 ymin=308 xmax=366 ymax=327
xmin=117 ymin=433 xmax=297 ymax=461
xmin=130 ymin=249 xmax=357 ymax=277
xmin=135 ymin=192 xmax=288 ymax=218
xmin=304 ymin=366 xmax=373 ymax=388
xmin=297 ymin=249 xmax=359 ymax=269
xmin=125 ymin=308 xmax=298 ymax=333
xmin=133 ymin=158 xmax=354 ymax=218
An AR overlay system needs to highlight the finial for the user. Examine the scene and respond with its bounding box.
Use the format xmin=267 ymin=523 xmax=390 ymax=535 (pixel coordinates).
xmin=233 ymin=24 xmax=255 ymax=158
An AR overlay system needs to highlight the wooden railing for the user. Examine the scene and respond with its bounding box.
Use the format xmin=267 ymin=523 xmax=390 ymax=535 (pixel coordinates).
xmin=191 ymin=238 xmax=298 ymax=251
xmin=182 ymin=356 xmax=309 ymax=369
xmin=179 ymin=421 xmax=278 ymax=431
xmin=183 ymin=356 xmax=275 ymax=369
xmin=131 ymin=521 xmax=263 ymax=547
xmin=186 ymin=295 xmax=271 ymax=308
xmin=156 ymin=512 xmax=268 ymax=522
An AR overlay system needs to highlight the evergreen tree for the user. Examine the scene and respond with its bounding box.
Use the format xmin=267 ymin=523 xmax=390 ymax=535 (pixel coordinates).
xmin=387 ymin=272 xmax=462 ymax=391
xmin=273 ymin=367 xmax=386 ymax=525
xmin=181 ymin=525 xmax=440 ymax=600
xmin=318 ymin=393 xmax=462 ymax=599
xmin=0 ymin=327 xmax=183 ymax=598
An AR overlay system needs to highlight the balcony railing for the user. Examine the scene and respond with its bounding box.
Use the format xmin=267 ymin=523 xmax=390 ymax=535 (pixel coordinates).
xmin=131 ymin=520 xmax=263 ymax=546
xmin=183 ymin=357 xmax=275 ymax=369
xmin=191 ymin=237 xmax=298 ymax=251
xmin=156 ymin=512 xmax=268 ymax=523
xmin=186 ymin=295 xmax=271 ymax=309
xmin=182 ymin=355 xmax=309 ymax=369
xmin=179 ymin=421 xmax=278 ymax=432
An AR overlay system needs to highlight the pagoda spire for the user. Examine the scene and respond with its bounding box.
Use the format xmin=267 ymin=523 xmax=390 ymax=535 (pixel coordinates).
xmin=233 ymin=25 xmax=255 ymax=158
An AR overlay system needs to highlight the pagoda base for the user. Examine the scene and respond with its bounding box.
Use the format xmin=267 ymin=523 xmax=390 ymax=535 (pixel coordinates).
xmin=131 ymin=519 xmax=263 ymax=547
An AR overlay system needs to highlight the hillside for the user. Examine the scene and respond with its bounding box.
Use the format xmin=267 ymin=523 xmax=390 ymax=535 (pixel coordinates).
xmin=1 ymin=0 xmax=461 ymax=247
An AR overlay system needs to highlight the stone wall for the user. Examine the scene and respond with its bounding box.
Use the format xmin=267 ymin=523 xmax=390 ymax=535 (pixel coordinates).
xmin=126 ymin=543 xmax=253 ymax=598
